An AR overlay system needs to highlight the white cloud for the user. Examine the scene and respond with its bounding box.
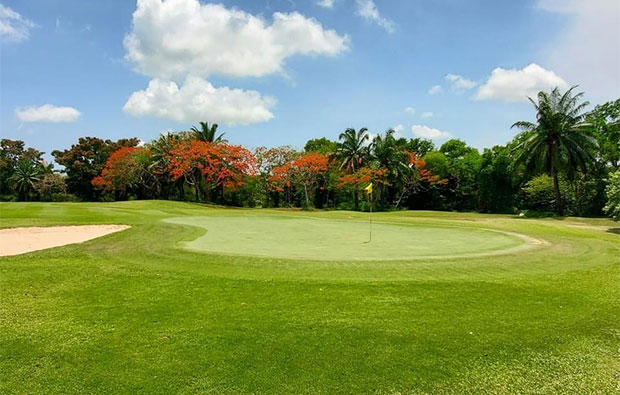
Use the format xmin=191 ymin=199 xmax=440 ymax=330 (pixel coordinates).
xmin=0 ymin=4 xmax=35 ymax=42
xmin=428 ymin=85 xmax=442 ymax=95
xmin=420 ymin=112 xmax=433 ymax=119
xmin=404 ymin=106 xmax=415 ymax=114
xmin=317 ymin=0 xmax=336 ymax=8
xmin=537 ymin=0 xmax=619 ymax=102
xmin=475 ymin=63 xmax=568 ymax=102
xmin=123 ymin=76 xmax=275 ymax=125
xmin=445 ymin=74 xmax=477 ymax=91
xmin=124 ymin=0 xmax=349 ymax=79
xmin=15 ymin=105 xmax=81 ymax=123
xmin=411 ymin=125 xmax=451 ymax=140
xmin=355 ymin=0 xmax=395 ymax=33
xmin=393 ymin=124 xmax=404 ymax=133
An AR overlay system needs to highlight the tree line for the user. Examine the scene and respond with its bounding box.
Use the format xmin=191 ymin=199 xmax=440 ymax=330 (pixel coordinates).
xmin=2 ymin=87 xmax=619 ymax=219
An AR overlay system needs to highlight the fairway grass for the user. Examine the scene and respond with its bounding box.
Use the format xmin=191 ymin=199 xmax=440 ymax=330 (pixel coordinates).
xmin=0 ymin=201 xmax=619 ymax=394
xmin=166 ymin=216 xmax=535 ymax=260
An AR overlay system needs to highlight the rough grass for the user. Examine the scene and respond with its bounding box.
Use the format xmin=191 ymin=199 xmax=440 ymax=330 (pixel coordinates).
xmin=0 ymin=200 xmax=618 ymax=394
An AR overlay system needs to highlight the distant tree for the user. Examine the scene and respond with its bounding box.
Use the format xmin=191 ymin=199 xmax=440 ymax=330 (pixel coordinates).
xmin=52 ymin=137 xmax=139 ymax=200
xmin=92 ymin=147 xmax=154 ymax=200
xmin=36 ymin=173 xmax=67 ymax=201
xmin=337 ymin=127 xmax=370 ymax=209
xmin=168 ymin=140 xmax=256 ymax=202
xmin=393 ymin=151 xmax=445 ymax=208
xmin=304 ymin=137 xmax=338 ymax=155
xmin=337 ymin=167 xmax=389 ymax=208
xmin=270 ymin=152 xmax=329 ymax=208
xmin=10 ymin=160 xmax=42 ymax=201
xmin=337 ymin=127 xmax=370 ymax=173
xmin=478 ymin=146 xmax=516 ymax=213
xmin=190 ymin=122 xmax=226 ymax=143
xmin=604 ymin=171 xmax=620 ymax=220
xmin=404 ymin=138 xmax=435 ymax=157
xmin=587 ymin=99 xmax=620 ymax=168
xmin=0 ymin=139 xmax=44 ymax=198
xmin=512 ymin=86 xmax=597 ymax=215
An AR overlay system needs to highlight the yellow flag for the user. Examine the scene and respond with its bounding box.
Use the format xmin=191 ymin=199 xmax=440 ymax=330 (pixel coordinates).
xmin=364 ymin=182 xmax=373 ymax=194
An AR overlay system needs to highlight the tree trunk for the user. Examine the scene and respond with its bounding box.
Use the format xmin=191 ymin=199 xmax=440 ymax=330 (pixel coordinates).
xmin=549 ymin=143 xmax=564 ymax=216
xmin=354 ymin=189 xmax=359 ymax=211
xmin=304 ymin=184 xmax=309 ymax=207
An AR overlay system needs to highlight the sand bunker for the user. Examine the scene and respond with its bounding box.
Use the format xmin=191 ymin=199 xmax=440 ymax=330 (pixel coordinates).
xmin=0 ymin=225 xmax=130 ymax=256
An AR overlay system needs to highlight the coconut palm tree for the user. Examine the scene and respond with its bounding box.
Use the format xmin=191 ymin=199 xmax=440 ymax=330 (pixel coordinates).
xmin=190 ymin=122 xmax=226 ymax=143
xmin=10 ymin=160 xmax=42 ymax=201
xmin=512 ymin=86 xmax=597 ymax=215
xmin=337 ymin=127 xmax=369 ymax=172
xmin=337 ymin=127 xmax=370 ymax=210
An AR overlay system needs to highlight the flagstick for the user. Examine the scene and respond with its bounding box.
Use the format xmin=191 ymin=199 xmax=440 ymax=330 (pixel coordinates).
xmin=368 ymin=191 xmax=372 ymax=243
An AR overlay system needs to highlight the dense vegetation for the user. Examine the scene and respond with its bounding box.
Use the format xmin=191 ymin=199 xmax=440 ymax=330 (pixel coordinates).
xmin=2 ymin=88 xmax=619 ymax=217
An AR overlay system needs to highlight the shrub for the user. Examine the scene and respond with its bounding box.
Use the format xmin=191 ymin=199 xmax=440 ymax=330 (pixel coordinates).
xmin=604 ymin=171 xmax=620 ymax=220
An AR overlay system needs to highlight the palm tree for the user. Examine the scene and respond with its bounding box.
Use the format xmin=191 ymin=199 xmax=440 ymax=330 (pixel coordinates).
xmin=190 ymin=122 xmax=226 ymax=143
xmin=512 ymin=86 xmax=597 ymax=215
xmin=337 ymin=127 xmax=369 ymax=172
xmin=10 ymin=160 xmax=42 ymax=201
xmin=337 ymin=127 xmax=370 ymax=210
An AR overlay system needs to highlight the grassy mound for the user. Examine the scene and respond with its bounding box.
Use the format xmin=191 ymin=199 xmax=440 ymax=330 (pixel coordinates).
xmin=165 ymin=215 xmax=532 ymax=260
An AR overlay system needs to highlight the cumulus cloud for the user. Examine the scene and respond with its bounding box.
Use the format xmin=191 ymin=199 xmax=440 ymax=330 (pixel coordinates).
xmin=420 ymin=112 xmax=433 ymax=119
xmin=537 ymin=0 xmax=619 ymax=101
xmin=317 ymin=0 xmax=336 ymax=8
xmin=124 ymin=0 xmax=349 ymax=79
xmin=0 ymin=4 xmax=35 ymax=42
xmin=445 ymin=74 xmax=477 ymax=92
xmin=411 ymin=125 xmax=451 ymax=140
xmin=428 ymin=85 xmax=442 ymax=95
xmin=404 ymin=106 xmax=415 ymax=114
xmin=475 ymin=63 xmax=568 ymax=102
xmin=123 ymin=76 xmax=275 ymax=125
xmin=15 ymin=105 xmax=81 ymax=123
xmin=355 ymin=0 xmax=395 ymax=33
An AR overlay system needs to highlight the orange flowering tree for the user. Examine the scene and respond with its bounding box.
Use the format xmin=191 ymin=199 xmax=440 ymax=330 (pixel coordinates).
xmin=337 ymin=167 xmax=389 ymax=195
xmin=167 ymin=140 xmax=256 ymax=202
xmin=269 ymin=152 xmax=329 ymax=207
xmin=394 ymin=150 xmax=446 ymax=207
xmin=92 ymin=146 xmax=152 ymax=199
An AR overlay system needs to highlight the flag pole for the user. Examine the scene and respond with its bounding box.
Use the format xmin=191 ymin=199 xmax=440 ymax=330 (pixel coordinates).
xmin=369 ymin=190 xmax=372 ymax=242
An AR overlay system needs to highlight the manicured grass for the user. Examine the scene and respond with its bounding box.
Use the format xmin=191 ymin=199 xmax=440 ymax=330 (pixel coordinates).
xmin=165 ymin=215 xmax=530 ymax=260
xmin=0 ymin=200 xmax=618 ymax=393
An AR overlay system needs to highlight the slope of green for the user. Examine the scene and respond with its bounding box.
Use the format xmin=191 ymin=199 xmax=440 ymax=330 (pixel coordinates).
xmin=0 ymin=200 xmax=618 ymax=394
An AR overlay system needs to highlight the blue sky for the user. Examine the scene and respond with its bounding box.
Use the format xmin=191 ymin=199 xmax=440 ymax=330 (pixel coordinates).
xmin=1 ymin=0 xmax=618 ymax=162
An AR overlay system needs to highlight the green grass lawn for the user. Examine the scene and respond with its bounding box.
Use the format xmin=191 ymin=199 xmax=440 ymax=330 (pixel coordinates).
xmin=1 ymin=200 xmax=619 ymax=394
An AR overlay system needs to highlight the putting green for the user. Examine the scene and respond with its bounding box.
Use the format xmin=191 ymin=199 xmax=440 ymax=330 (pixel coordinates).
xmin=165 ymin=215 xmax=537 ymax=260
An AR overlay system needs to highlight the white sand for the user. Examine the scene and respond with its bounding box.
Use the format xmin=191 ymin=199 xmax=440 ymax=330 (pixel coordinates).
xmin=0 ymin=225 xmax=130 ymax=256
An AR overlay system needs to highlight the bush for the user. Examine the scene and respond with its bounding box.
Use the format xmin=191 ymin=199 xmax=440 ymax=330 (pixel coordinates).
xmin=36 ymin=173 xmax=66 ymax=201
xmin=604 ymin=171 xmax=620 ymax=220
xmin=522 ymin=175 xmax=573 ymax=213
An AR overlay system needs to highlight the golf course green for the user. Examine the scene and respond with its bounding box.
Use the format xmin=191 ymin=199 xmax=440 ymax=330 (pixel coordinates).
xmin=1 ymin=200 xmax=619 ymax=393
xmin=166 ymin=216 xmax=535 ymax=260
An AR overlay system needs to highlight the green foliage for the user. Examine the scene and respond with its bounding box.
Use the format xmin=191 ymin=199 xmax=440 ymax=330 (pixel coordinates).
xmin=522 ymin=175 xmax=571 ymax=214
xmin=304 ymin=137 xmax=338 ymax=154
xmin=587 ymin=99 xmax=620 ymax=168
xmin=604 ymin=170 xmax=620 ymax=220
xmin=52 ymin=137 xmax=139 ymax=200
xmin=512 ymin=86 xmax=597 ymax=215
xmin=478 ymin=146 xmax=515 ymax=213
xmin=36 ymin=173 xmax=67 ymax=201
xmin=9 ymin=160 xmax=43 ymax=201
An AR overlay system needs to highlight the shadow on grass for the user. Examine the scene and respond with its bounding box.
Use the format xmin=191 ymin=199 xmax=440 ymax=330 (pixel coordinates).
xmin=606 ymin=228 xmax=620 ymax=235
